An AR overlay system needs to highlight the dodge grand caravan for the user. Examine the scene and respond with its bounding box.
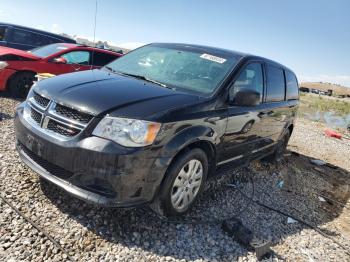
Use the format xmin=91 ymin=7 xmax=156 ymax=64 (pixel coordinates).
xmin=14 ymin=43 xmax=299 ymax=216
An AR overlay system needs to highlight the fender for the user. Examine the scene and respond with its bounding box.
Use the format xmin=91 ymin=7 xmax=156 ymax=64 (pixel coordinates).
xmin=5 ymin=69 xmax=37 ymax=90
xmin=159 ymin=124 xmax=219 ymax=161
xmin=0 ymin=68 xmax=16 ymax=91
xmin=146 ymin=125 xmax=219 ymax=201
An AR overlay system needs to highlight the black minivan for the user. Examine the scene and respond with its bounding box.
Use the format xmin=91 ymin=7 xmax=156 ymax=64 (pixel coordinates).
xmin=15 ymin=43 xmax=299 ymax=216
xmin=0 ymin=23 xmax=76 ymax=50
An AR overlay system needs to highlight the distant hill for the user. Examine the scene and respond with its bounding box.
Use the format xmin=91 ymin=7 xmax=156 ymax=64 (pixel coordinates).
xmin=300 ymin=82 xmax=350 ymax=96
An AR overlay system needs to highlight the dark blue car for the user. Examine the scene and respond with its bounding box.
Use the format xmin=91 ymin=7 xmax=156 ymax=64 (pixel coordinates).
xmin=0 ymin=23 xmax=76 ymax=50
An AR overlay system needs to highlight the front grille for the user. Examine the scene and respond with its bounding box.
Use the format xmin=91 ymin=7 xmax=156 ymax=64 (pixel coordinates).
xmin=30 ymin=108 xmax=42 ymax=124
xmin=47 ymin=119 xmax=81 ymax=137
xmin=27 ymin=95 xmax=93 ymax=138
xmin=54 ymin=104 xmax=93 ymax=124
xmin=18 ymin=142 xmax=73 ymax=180
xmin=33 ymin=92 xmax=50 ymax=108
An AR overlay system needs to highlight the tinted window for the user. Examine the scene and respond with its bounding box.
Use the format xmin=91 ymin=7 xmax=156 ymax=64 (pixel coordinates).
xmin=230 ymin=62 xmax=264 ymax=102
xmin=285 ymin=70 xmax=299 ymax=100
xmin=61 ymin=51 xmax=90 ymax=65
xmin=30 ymin=43 xmax=70 ymax=57
xmin=92 ymin=52 xmax=118 ymax=66
xmin=35 ymin=35 xmax=57 ymax=46
xmin=266 ymin=65 xmax=285 ymax=102
xmin=0 ymin=26 xmax=7 ymax=41
xmin=9 ymin=29 xmax=38 ymax=46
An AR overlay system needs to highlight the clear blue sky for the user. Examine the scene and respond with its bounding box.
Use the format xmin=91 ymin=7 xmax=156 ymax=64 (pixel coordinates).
xmin=1 ymin=0 xmax=350 ymax=86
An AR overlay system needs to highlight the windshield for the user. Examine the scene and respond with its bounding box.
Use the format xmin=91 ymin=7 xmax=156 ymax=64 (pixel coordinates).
xmin=29 ymin=43 xmax=71 ymax=57
xmin=104 ymin=44 xmax=240 ymax=95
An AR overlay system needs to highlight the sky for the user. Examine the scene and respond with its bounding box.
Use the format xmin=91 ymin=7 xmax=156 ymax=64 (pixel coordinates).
xmin=1 ymin=0 xmax=350 ymax=87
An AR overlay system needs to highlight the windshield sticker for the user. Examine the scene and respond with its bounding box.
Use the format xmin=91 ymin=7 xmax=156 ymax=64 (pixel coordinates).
xmin=200 ymin=53 xmax=226 ymax=64
xmin=57 ymin=47 xmax=68 ymax=50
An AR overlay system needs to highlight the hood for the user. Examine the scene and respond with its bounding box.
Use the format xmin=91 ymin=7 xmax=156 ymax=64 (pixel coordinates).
xmin=34 ymin=69 xmax=200 ymax=118
xmin=0 ymin=46 xmax=40 ymax=61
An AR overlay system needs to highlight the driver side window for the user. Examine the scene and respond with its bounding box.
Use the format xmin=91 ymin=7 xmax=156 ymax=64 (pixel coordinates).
xmin=229 ymin=63 xmax=264 ymax=102
xmin=61 ymin=51 xmax=90 ymax=65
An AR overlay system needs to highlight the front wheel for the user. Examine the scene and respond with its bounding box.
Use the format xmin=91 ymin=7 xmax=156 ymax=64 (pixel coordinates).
xmin=8 ymin=72 xmax=36 ymax=99
xmin=154 ymin=148 xmax=208 ymax=217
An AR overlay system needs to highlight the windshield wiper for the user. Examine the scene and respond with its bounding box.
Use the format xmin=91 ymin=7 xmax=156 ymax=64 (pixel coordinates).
xmin=104 ymin=66 xmax=116 ymax=73
xmin=118 ymin=72 xmax=168 ymax=88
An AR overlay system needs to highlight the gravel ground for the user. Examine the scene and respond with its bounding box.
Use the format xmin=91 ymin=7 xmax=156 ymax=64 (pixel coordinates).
xmin=1 ymin=96 xmax=350 ymax=261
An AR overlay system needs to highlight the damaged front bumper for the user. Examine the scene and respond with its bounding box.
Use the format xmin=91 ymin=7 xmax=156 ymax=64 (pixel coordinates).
xmin=14 ymin=103 xmax=170 ymax=207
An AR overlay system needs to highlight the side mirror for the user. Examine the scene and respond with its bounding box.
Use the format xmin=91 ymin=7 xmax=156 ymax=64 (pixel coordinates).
xmin=230 ymin=89 xmax=261 ymax=106
xmin=53 ymin=57 xmax=67 ymax=64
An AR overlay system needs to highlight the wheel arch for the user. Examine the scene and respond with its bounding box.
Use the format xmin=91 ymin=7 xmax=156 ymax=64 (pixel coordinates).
xmin=6 ymin=70 xmax=37 ymax=90
xmin=172 ymin=139 xmax=217 ymax=175
xmin=156 ymin=137 xmax=217 ymax=196
xmin=159 ymin=125 xmax=218 ymax=173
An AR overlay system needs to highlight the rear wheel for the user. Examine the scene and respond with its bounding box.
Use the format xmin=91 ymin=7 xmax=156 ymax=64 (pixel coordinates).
xmin=8 ymin=72 xmax=36 ymax=99
xmin=153 ymin=148 xmax=208 ymax=217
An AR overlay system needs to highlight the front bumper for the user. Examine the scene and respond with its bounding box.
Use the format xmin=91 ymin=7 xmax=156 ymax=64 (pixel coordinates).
xmin=14 ymin=103 xmax=170 ymax=207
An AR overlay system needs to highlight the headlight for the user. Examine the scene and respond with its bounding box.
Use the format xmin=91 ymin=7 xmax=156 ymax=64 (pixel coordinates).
xmin=92 ymin=116 xmax=161 ymax=147
xmin=0 ymin=61 xmax=8 ymax=70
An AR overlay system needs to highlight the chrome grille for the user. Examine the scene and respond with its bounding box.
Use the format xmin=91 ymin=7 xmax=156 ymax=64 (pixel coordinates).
xmin=26 ymin=93 xmax=93 ymax=140
xmin=47 ymin=119 xmax=81 ymax=137
xmin=54 ymin=104 xmax=93 ymax=124
xmin=30 ymin=107 xmax=42 ymax=125
xmin=33 ymin=92 xmax=50 ymax=108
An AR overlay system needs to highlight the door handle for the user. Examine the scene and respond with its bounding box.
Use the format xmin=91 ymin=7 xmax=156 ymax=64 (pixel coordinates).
xmin=206 ymin=116 xmax=221 ymax=124
xmin=258 ymin=111 xmax=273 ymax=118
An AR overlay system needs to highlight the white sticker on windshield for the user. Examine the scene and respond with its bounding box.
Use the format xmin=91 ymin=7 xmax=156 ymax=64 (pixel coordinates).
xmin=57 ymin=47 xmax=68 ymax=50
xmin=200 ymin=53 xmax=226 ymax=64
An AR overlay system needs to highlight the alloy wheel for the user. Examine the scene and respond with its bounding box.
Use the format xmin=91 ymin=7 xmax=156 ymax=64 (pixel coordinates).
xmin=170 ymin=159 xmax=203 ymax=211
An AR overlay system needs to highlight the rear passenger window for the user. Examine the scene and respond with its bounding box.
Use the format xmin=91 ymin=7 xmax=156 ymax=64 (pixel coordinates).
xmin=9 ymin=29 xmax=38 ymax=46
xmin=92 ymin=52 xmax=118 ymax=66
xmin=266 ymin=65 xmax=285 ymax=102
xmin=285 ymin=70 xmax=299 ymax=100
xmin=35 ymin=35 xmax=57 ymax=46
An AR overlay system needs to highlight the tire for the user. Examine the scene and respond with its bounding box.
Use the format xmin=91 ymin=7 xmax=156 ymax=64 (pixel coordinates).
xmin=8 ymin=72 xmax=36 ymax=99
xmin=155 ymin=148 xmax=208 ymax=217
xmin=240 ymin=120 xmax=254 ymax=134
xmin=263 ymin=129 xmax=291 ymax=163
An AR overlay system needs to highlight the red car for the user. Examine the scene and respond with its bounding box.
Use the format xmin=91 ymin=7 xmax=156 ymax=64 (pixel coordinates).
xmin=0 ymin=43 xmax=122 ymax=97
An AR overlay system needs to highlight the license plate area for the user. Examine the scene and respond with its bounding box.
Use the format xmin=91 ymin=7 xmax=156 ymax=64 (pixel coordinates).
xmin=25 ymin=133 xmax=45 ymax=157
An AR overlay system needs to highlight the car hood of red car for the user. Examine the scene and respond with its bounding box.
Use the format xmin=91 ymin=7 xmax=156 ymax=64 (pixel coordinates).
xmin=0 ymin=46 xmax=40 ymax=60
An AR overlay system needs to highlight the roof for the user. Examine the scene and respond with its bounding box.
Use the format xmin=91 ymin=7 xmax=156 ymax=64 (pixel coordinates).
xmin=0 ymin=22 xmax=75 ymax=42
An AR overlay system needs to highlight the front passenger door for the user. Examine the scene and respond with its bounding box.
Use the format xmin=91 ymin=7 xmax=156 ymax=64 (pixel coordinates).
xmin=220 ymin=62 xmax=274 ymax=165
xmin=47 ymin=50 xmax=92 ymax=75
